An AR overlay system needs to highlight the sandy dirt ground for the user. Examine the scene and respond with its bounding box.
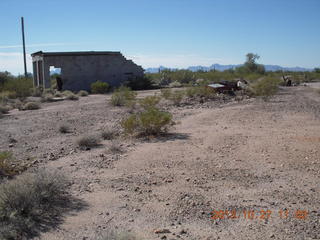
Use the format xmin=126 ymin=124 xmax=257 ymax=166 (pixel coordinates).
xmin=0 ymin=84 xmax=320 ymax=240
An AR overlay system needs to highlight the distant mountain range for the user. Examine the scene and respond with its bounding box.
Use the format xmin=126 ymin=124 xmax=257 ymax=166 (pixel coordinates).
xmin=145 ymin=64 xmax=313 ymax=73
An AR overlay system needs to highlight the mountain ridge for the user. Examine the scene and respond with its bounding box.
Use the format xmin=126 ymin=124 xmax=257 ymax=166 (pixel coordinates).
xmin=145 ymin=64 xmax=313 ymax=73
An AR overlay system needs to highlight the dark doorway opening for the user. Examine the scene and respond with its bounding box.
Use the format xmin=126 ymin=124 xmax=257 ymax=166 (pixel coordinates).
xmin=50 ymin=66 xmax=62 ymax=90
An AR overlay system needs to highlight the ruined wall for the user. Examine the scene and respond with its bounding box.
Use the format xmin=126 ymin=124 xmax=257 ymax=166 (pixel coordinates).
xmin=34 ymin=53 xmax=144 ymax=92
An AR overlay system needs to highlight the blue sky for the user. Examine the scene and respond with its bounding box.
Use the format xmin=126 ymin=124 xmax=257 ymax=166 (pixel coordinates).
xmin=0 ymin=0 xmax=320 ymax=74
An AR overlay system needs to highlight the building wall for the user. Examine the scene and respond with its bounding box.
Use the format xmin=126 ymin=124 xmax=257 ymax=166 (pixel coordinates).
xmin=33 ymin=53 xmax=144 ymax=92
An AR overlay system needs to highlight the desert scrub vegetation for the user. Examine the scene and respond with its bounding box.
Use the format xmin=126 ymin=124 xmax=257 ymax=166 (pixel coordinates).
xmin=78 ymin=90 xmax=89 ymax=96
xmin=121 ymin=107 xmax=174 ymax=136
xmin=0 ymin=77 xmax=33 ymax=98
xmin=108 ymin=141 xmax=123 ymax=154
xmin=0 ymin=151 xmax=26 ymax=178
xmin=54 ymin=91 xmax=63 ymax=97
xmin=91 ymin=81 xmax=109 ymax=94
xmin=160 ymin=88 xmax=172 ymax=100
xmin=169 ymin=80 xmax=183 ymax=88
xmin=20 ymin=101 xmax=41 ymax=111
xmin=250 ymin=77 xmax=281 ymax=98
xmin=185 ymin=86 xmax=216 ymax=99
xmin=0 ymin=105 xmax=10 ymax=114
xmin=0 ymin=169 xmax=70 ymax=239
xmin=97 ymin=231 xmax=139 ymax=240
xmin=41 ymin=93 xmax=55 ymax=102
xmin=77 ymin=135 xmax=101 ymax=149
xmin=62 ymin=90 xmax=73 ymax=96
xmin=161 ymin=88 xmax=185 ymax=105
xmin=101 ymin=128 xmax=117 ymax=140
xmin=59 ymin=124 xmax=71 ymax=133
xmin=65 ymin=93 xmax=79 ymax=100
xmin=111 ymin=86 xmax=137 ymax=107
xmin=168 ymin=90 xmax=185 ymax=105
xmin=62 ymin=90 xmax=79 ymax=100
xmin=139 ymin=95 xmax=161 ymax=109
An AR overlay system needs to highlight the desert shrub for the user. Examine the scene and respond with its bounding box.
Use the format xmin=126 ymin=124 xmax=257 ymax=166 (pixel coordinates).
xmin=31 ymin=87 xmax=43 ymax=97
xmin=0 ymin=151 xmax=25 ymax=178
xmin=160 ymin=88 xmax=172 ymax=100
xmin=169 ymin=81 xmax=182 ymax=88
xmin=169 ymin=90 xmax=185 ymax=105
xmin=0 ymin=169 xmax=68 ymax=239
xmin=101 ymin=128 xmax=117 ymax=140
xmin=108 ymin=141 xmax=123 ymax=154
xmin=125 ymin=75 xmax=154 ymax=90
xmin=91 ymin=81 xmax=109 ymax=94
xmin=65 ymin=93 xmax=79 ymax=101
xmin=139 ymin=95 xmax=161 ymax=109
xmin=250 ymin=77 xmax=280 ymax=98
xmin=185 ymin=86 xmax=216 ymax=99
xmin=97 ymin=231 xmax=139 ymax=240
xmin=77 ymin=135 xmax=101 ymax=149
xmin=41 ymin=93 xmax=54 ymax=102
xmin=59 ymin=124 xmax=71 ymax=133
xmin=21 ymin=102 xmax=40 ymax=110
xmin=111 ymin=86 xmax=137 ymax=107
xmin=43 ymin=88 xmax=54 ymax=95
xmin=121 ymin=107 xmax=174 ymax=136
xmin=62 ymin=90 xmax=73 ymax=96
xmin=78 ymin=90 xmax=89 ymax=96
xmin=1 ymin=77 xmax=33 ymax=98
xmin=0 ymin=91 xmax=17 ymax=101
xmin=54 ymin=91 xmax=63 ymax=97
xmin=0 ymin=105 xmax=10 ymax=114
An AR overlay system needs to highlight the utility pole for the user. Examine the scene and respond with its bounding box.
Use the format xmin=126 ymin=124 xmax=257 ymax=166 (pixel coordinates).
xmin=21 ymin=17 xmax=27 ymax=78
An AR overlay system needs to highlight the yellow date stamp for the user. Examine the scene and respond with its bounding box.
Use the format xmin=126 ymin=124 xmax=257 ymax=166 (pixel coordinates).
xmin=210 ymin=209 xmax=309 ymax=220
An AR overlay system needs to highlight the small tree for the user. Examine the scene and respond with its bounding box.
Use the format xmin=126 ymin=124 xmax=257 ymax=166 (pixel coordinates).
xmin=91 ymin=81 xmax=109 ymax=94
xmin=237 ymin=53 xmax=265 ymax=74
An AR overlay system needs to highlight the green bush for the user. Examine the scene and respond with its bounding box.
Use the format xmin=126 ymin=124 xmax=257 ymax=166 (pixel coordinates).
xmin=250 ymin=77 xmax=280 ymax=98
xmin=0 ymin=169 xmax=68 ymax=239
xmin=0 ymin=91 xmax=17 ymax=101
xmin=139 ymin=95 xmax=161 ymax=109
xmin=78 ymin=90 xmax=89 ymax=96
xmin=91 ymin=81 xmax=109 ymax=94
xmin=1 ymin=77 xmax=33 ymax=98
xmin=185 ymin=86 xmax=216 ymax=99
xmin=125 ymin=75 xmax=154 ymax=90
xmin=111 ymin=86 xmax=137 ymax=107
xmin=121 ymin=107 xmax=174 ymax=136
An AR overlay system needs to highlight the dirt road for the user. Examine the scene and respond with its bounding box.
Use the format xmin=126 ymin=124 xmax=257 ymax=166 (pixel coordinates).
xmin=1 ymin=85 xmax=319 ymax=239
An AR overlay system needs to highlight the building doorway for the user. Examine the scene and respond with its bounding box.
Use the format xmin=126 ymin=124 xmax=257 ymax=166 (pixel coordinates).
xmin=50 ymin=66 xmax=62 ymax=90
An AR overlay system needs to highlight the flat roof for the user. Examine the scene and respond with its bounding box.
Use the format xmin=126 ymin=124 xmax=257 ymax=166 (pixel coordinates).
xmin=31 ymin=51 xmax=122 ymax=57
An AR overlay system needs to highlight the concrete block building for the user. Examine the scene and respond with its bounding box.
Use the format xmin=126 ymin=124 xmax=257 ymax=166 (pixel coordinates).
xmin=31 ymin=51 xmax=144 ymax=91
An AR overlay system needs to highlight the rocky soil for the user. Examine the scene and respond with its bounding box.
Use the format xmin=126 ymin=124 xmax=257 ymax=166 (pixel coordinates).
xmin=0 ymin=84 xmax=319 ymax=240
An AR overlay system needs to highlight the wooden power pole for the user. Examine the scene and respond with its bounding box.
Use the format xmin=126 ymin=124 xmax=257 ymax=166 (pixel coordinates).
xmin=21 ymin=17 xmax=27 ymax=78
